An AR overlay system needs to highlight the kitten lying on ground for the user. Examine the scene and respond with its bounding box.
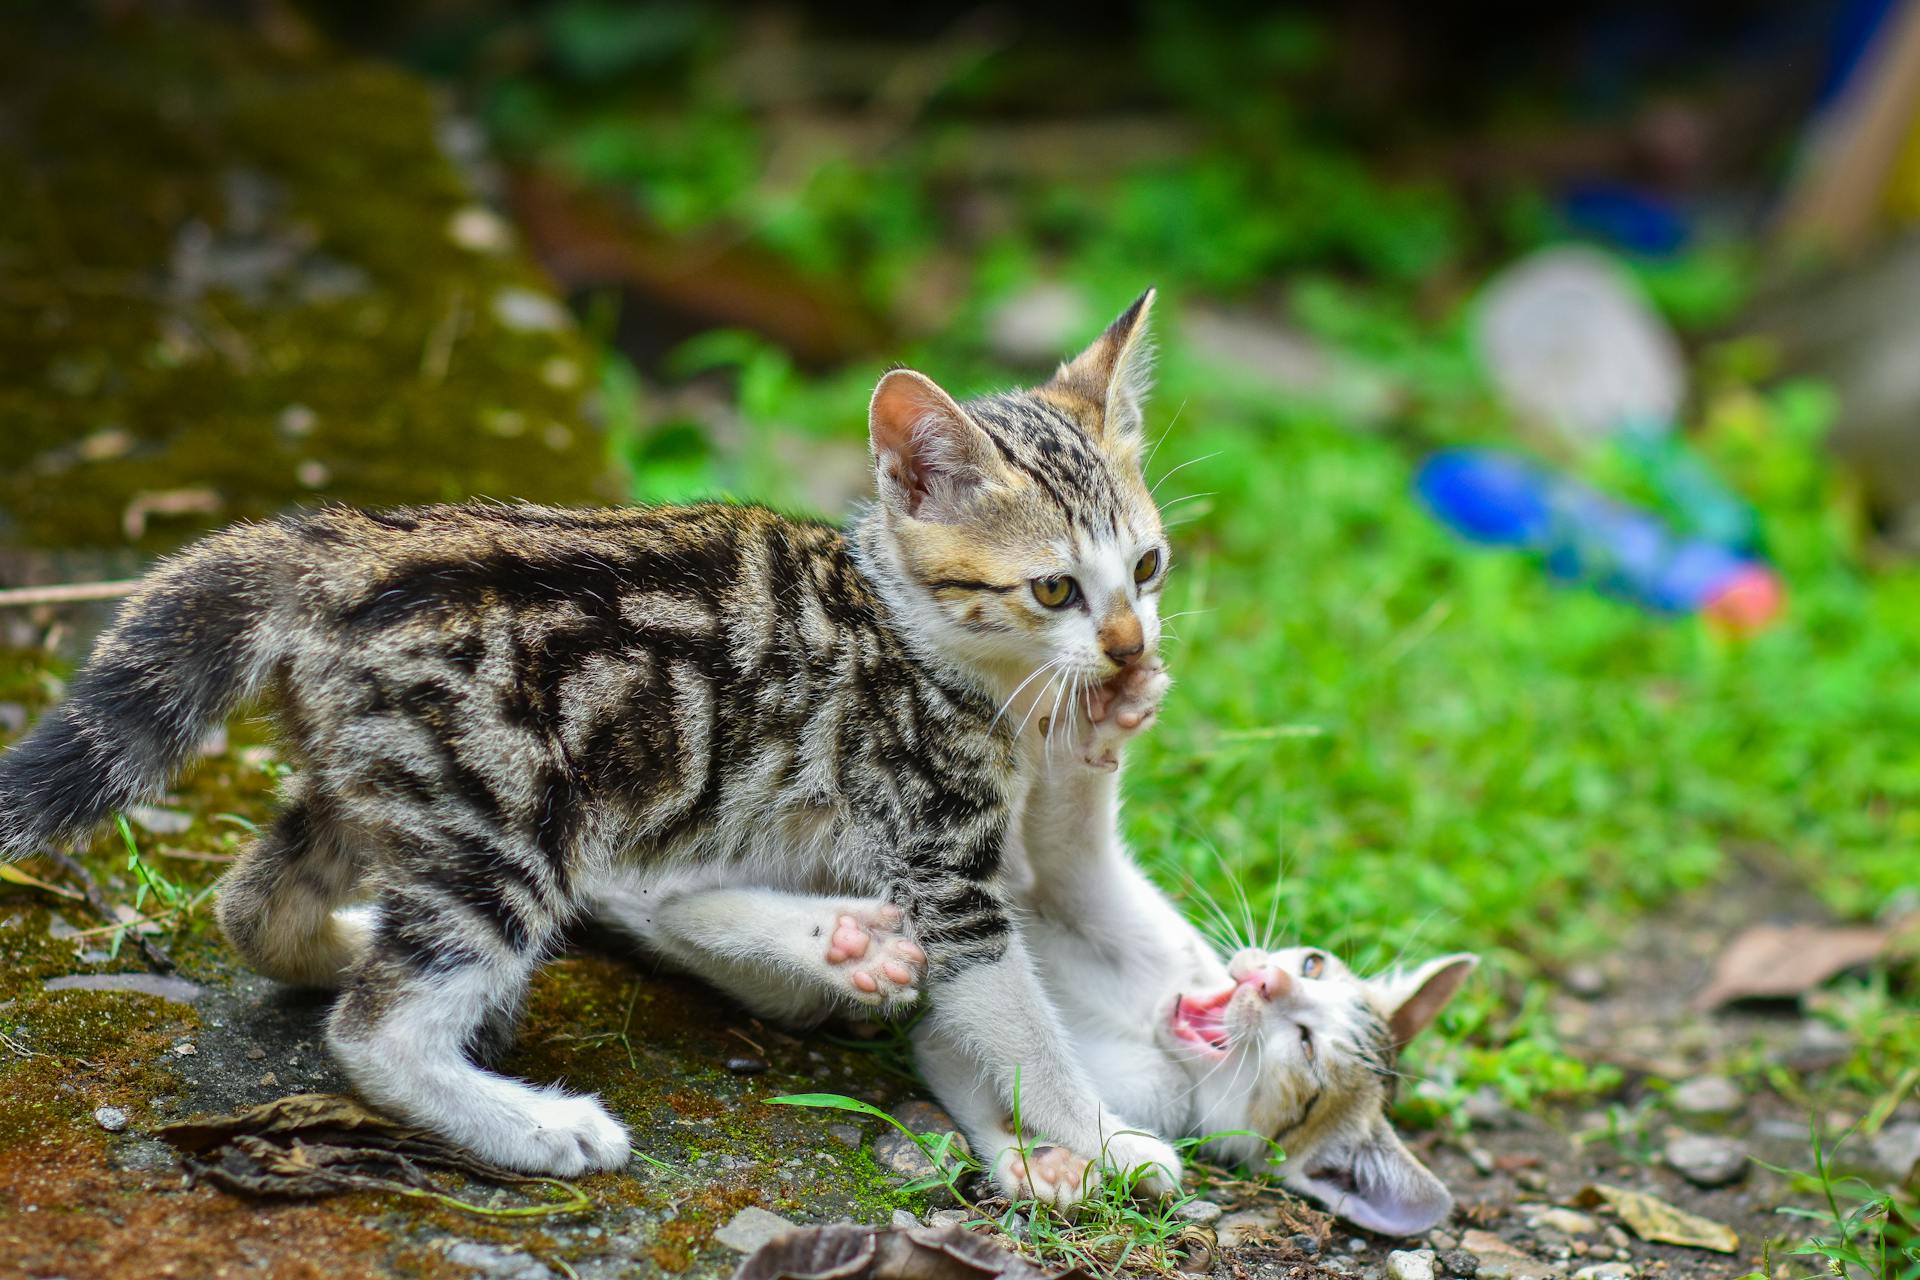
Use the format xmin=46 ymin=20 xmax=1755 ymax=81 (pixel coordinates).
xmin=980 ymin=934 xmax=1476 ymax=1235
xmin=694 ymin=877 xmax=1474 ymax=1233
xmin=0 ymin=293 xmax=1186 ymax=1187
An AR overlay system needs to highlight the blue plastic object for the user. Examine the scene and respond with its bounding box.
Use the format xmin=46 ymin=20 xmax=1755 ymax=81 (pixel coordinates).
xmin=1416 ymin=448 xmax=1782 ymax=629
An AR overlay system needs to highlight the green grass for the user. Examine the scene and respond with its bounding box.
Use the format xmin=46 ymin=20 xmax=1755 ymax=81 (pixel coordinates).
xmin=1763 ymin=1124 xmax=1920 ymax=1280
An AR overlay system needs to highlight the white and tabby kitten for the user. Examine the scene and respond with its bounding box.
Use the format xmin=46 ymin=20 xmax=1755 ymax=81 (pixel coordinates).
xmin=991 ymin=923 xmax=1477 ymax=1234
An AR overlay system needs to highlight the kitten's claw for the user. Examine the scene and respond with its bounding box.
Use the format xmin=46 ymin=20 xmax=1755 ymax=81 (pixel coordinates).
xmin=823 ymin=904 xmax=924 ymax=1012
xmin=993 ymin=1130 xmax=1182 ymax=1208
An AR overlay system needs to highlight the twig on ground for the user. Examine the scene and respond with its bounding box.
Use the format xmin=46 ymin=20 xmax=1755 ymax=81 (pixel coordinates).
xmin=0 ymin=580 xmax=141 ymax=609
xmin=41 ymin=848 xmax=176 ymax=973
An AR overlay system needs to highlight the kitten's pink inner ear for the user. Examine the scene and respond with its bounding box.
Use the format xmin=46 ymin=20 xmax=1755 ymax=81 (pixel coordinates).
xmin=868 ymin=369 xmax=984 ymax=519
xmin=1387 ymin=956 xmax=1477 ymax=1051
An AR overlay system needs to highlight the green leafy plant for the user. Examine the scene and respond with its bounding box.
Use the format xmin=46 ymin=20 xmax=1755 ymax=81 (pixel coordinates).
xmin=103 ymin=812 xmax=218 ymax=957
xmin=1764 ymin=1123 xmax=1920 ymax=1280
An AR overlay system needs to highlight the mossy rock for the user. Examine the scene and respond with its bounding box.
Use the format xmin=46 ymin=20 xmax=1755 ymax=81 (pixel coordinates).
xmin=0 ymin=5 xmax=616 ymax=561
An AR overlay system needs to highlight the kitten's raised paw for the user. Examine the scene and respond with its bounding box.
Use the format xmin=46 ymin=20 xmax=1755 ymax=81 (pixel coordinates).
xmin=1079 ymin=657 xmax=1170 ymax=770
xmin=997 ymin=1143 xmax=1097 ymax=1207
xmin=824 ymin=904 xmax=924 ymax=1011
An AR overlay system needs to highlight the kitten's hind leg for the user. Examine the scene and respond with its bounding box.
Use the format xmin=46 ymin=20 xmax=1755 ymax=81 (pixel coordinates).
xmin=328 ymin=885 xmax=629 ymax=1177
xmin=216 ymin=787 xmax=372 ymax=988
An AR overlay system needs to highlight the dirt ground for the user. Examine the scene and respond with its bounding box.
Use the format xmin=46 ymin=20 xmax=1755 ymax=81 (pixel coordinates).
xmin=3 ymin=796 xmax=1910 ymax=1280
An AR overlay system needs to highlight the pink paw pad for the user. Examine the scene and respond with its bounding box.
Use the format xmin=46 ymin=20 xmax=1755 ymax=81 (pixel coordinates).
xmin=1003 ymin=1145 xmax=1095 ymax=1204
xmin=822 ymin=904 xmax=925 ymax=1008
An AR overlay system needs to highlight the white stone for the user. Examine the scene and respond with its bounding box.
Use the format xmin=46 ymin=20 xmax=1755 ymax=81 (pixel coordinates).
xmin=491 ymin=287 xmax=569 ymax=334
xmin=1668 ymin=1074 xmax=1742 ymax=1117
xmin=712 ymin=1206 xmax=798 ymax=1254
xmin=1387 ymin=1247 xmax=1438 ymax=1280
xmin=448 ymin=206 xmax=512 ymax=254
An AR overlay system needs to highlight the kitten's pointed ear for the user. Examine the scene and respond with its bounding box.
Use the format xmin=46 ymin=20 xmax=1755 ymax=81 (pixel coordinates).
xmin=1048 ymin=287 xmax=1156 ymax=446
xmin=1286 ymin=1122 xmax=1453 ymax=1237
xmin=1367 ymin=954 xmax=1479 ymax=1052
xmin=869 ymin=368 xmax=1000 ymax=522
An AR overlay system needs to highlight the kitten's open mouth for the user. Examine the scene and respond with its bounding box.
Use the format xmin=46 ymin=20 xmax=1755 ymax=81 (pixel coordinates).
xmin=1169 ymin=984 xmax=1237 ymax=1056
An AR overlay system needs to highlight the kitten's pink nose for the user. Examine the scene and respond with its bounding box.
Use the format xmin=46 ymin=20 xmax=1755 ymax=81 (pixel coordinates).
xmin=1240 ymin=966 xmax=1293 ymax=1002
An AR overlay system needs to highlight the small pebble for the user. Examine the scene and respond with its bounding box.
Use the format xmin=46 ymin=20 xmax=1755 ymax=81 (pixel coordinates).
xmin=491 ymin=287 xmax=569 ymax=334
xmin=93 ymin=1105 xmax=128 ymax=1133
xmin=1665 ymin=1131 xmax=1749 ymax=1187
xmin=447 ymin=206 xmax=512 ymax=254
xmin=1668 ymin=1075 xmax=1743 ymax=1118
xmin=258 ymin=1072 xmax=278 ymax=1087
xmin=1561 ymin=964 xmax=1608 ymax=998
xmin=889 ymin=1208 xmax=918 ymax=1230
xmin=1174 ymin=1198 xmax=1223 ymax=1224
xmin=724 ymin=1055 xmax=768 ymax=1076
xmin=1438 ymin=1250 xmax=1479 ymax=1278
xmin=245 ymin=1046 xmax=266 ymax=1061
xmin=172 ymin=1042 xmax=196 ymax=1057
xmin=1387 ymin=1248 xmax=1438 ymax=1280
xmin=926 ymin=1208 xmax=969 ymax=1229
xmin=1289 ymin=1233 xmax=1322 ymax=1256
xmin=1573 ymin=1265 xmax=1635 ymax=1280
xmin=1530 ymin=1208 xmax=1599 ymax=1236
xmin=712 ymin=1206 xmax=798 ymax=1255
xmin=1779 ymin=1020 xmax=1853 ymax=1073
xmin=826 ymin=1123 xmax=861 ymax=1148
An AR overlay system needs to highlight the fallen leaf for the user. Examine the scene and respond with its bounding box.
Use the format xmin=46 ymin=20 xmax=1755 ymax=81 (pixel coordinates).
xmin=156 ymin=1093 xmax=588 ymax=1218
xmin=1576 ymin=1184 xmax=1739 ymax=1253
xmin=0 ymin=862 xmax=83 ymax=900
xmin=733 ymin=1224 xmax=1089 ymax=1280
xmin=1694 ymin=921 xmax=1894 ymax=1010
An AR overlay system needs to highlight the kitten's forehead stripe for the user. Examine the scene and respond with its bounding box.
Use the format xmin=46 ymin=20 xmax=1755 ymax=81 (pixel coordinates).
xmin=964 ymin=394 xmax=1135 ymax=539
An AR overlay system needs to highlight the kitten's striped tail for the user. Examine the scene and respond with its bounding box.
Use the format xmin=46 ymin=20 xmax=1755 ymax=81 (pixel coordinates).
xmin=0 ymin=523 xmax=296 ymax=860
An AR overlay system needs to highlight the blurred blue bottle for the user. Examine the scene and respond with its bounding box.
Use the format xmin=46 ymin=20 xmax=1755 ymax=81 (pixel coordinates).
xmin=1416 ymin=449 xmax=1782 ymax=632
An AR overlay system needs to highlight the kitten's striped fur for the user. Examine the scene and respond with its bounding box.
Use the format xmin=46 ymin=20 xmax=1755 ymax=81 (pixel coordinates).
xmin=0 ymin=291 xmax=1183 ymax=1183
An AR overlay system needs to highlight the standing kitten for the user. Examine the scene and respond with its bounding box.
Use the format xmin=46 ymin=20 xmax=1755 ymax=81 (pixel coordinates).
xmin=0 ymin=293 xmax=1181 ymax=1185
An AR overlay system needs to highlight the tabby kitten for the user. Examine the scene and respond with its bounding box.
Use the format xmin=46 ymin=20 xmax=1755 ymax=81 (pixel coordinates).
xmin=0 ymin=292 xmax=1182 ymax=1184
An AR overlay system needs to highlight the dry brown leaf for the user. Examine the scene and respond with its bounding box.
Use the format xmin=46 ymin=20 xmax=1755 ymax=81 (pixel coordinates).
xmin=1693 ymin=921 xmax=1893 ymax=1009
xmin=0 ymin=862 xmax=84 ymax=900
xmin=156 ymin=1093 xmax=587 ymax=1218
xmin=1576 ymin=1184 xmax=1739 ymax=1253
xmin=732 ymin=1225 xmax=1090 ymax=1280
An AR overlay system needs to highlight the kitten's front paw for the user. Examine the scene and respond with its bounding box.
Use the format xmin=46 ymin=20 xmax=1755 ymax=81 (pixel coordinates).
xmin=825 ymin=904 xmax=925 ymax=1012
xmin=996 ymin=1143 xmax=1096 ymax=1208
xmin=516 ymin=1093 xmax=632 ymax=1176
xmin=1100 ymin=1129 xmax=1182 ymax=1198
xmin=1079 ymin=657 xmax=1170 ymax=771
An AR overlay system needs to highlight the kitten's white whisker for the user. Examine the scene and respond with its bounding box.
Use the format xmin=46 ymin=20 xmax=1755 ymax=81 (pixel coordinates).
xmin=1011 ymin=661 xmax=1064 ymax=742
xmin=1141 ymin=398 xmax=1189 ymax=475
xmin=992 ymin=659 xmax=1062 ymax=732
xmin=1158 ymin=491 xmax=1216 ymax=512
xmin=1150 ymin=451 xmax=1222 ymax=498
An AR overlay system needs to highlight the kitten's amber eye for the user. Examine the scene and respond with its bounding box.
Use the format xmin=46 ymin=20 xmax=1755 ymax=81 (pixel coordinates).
xmin=1031 ymin=576 xmax=1079 ymax=609
xmin=1300 ymin=953 xmax=1326 ymax=979
xmin=1133 ymin=548 xmax=1161 ymax=584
